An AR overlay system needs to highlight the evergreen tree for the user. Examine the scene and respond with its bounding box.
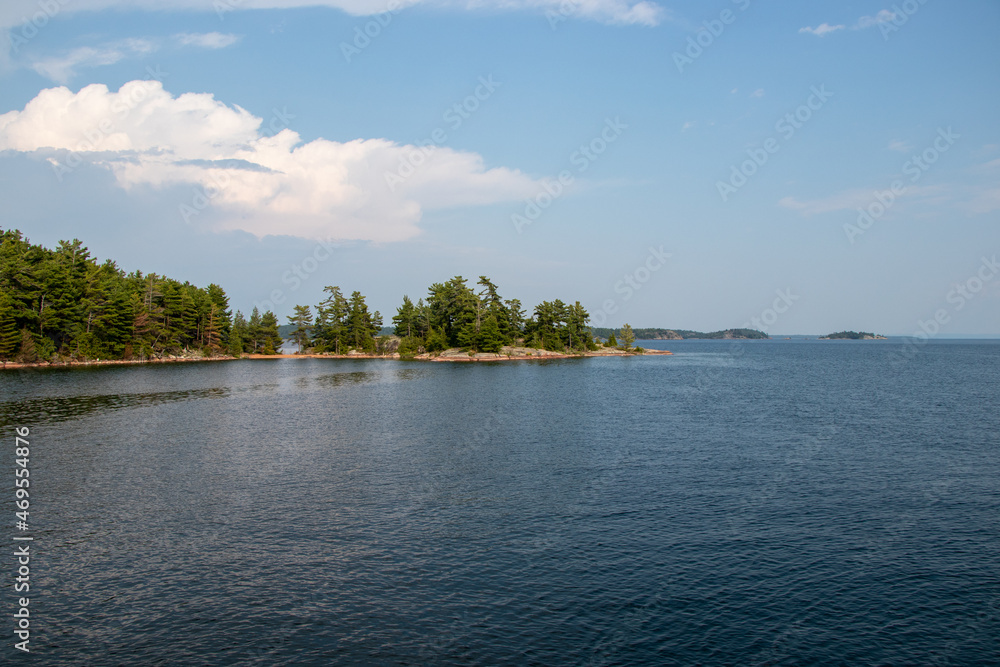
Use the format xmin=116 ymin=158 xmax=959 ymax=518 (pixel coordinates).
xmin=621 ymin=324 xmax=635 ymax=351
xmin=392 ymin=295 xmax=418 ymax=338
xmin=0 ymin=292 xmax=20 ymax=358
xmin=260 ymin=311 xmax=283 ymax=354
xmin=247 ymin=307 xmax=263 ymax=353
xmin=287 ymin=304 xmax=313 ymax=353
xmin=606 ymin=331 xmax=618 ymax=348
xmin=313 ymin=286 xmax=349 ymax=354
xmin=478 ymin=315 xmax=505 ymax=353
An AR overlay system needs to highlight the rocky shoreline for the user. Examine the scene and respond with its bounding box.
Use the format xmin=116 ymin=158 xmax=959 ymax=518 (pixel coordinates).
xmin=1 ymin=354 xmax=234 ymax=371
xmin=2 ymin=346 xmax=672 ymax=370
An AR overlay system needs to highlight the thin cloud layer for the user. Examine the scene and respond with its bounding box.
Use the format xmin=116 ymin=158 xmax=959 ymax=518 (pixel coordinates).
xmin=0 ymin=81 xmax=541 ymax=242
xmin=25 ymin=33 xmax=241 ymax=83
xmin=0 ymin=0 xmax=666 ymax=30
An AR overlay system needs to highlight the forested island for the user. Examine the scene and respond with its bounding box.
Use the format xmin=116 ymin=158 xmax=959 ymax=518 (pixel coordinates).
xmin=0 ymin=230 xmax=662 ymax=366
xmin=820 ymin=331 xmax=887 ymax=340
xmin=0 ymin=229 xmax=283 ymax=363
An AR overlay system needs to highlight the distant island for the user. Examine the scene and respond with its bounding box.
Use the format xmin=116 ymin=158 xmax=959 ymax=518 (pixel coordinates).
xmin=592 ymin=327 xmax=770 ymax=340
xmin=819 ymin=331 xmax=887 ymax=340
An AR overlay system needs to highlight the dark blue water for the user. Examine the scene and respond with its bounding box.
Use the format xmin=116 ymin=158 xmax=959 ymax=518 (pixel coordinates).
xmin=2 ymin=340 xmax=999 ymax=665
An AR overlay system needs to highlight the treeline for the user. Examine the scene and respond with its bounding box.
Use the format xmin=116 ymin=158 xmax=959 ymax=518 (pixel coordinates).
xmin=285 ymin=276 xmax=600 ymax=355
xmin=823 ymin=331 xmax=879 ymax=340
xmin=0 ymin=230 xmax=284 ymax=362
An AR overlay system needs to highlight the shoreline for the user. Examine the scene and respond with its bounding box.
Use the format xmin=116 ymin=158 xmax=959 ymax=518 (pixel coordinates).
xmin=2 ymin=347 xmax=671 ymax=370
xmin=0 ymin=355 xmax=235 ymax=371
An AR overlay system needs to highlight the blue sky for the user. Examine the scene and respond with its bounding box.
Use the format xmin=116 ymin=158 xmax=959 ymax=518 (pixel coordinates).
xmin=1 ymin=0 xmax=998 ymax=335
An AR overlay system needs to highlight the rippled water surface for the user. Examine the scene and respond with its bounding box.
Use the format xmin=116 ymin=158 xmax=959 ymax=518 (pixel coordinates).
xmin=2 ymin=340 xmax=999 ymax=665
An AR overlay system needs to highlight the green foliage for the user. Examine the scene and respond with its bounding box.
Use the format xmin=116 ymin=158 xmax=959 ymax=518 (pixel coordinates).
xmin=425 ymin=326 xmax=448 ymax=352
xmin=0 ymin=229 xmax=234 ymax=361
xmin=620 ymin=324 xmax=635 ymax=351
xmin=606 ymin=332 xmax=618 ymax=348
xmin=287 ymin=304 xmax=313 ymax=353
xmin=259 ymin=311 xmax=283 ymax=354
xmin=824 ymin=331 xmax=878 ymax=340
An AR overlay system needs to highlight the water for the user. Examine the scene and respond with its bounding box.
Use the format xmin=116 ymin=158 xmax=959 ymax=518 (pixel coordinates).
xmin=1 ymin=340 xmax=998 ymax=665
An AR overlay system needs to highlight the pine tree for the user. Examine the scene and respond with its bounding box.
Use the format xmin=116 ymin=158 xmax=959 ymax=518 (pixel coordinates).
xmin=287 ymin=304 xmax=313 ymax=353
xmin=0 ymin=292 xmax=20 ymax=359
xmin=18 ymin=327 xmax=36 ymax=362
xmin=621 ymin=324 xmax=635 ymax=351
xmin=260 ymin=311 xmax=283 ymax=354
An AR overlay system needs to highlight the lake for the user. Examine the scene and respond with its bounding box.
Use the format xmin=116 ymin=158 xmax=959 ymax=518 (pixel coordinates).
xmin=2 ymin=339 xmax=998 ymax=664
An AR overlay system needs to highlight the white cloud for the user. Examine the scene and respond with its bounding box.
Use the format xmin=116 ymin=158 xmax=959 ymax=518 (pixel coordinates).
xmin=887 ymin=139 xmax=912 ymax=153
xmin=0 ymin=81 xmax=543 ymax=242
xmin=25 ymin=33 xmax=238 ymax=82
xmin=750 ymin=88 xmax=764 ymax=98
xmin=799 ymin=23 xmax=845 ymax=37
xmin=173 ymin=32 xmax=241 ymax=49
xmin=778 ymin=185 xmax=956 ymax=217
xmin=0 ymin=0 xmax=666 ymax=31
xmin=855 ymin=10 xmax=896 ymax=29
xmin=778 ymin=189 xmax=874 ymax=216
xmin=30 ymin=38 xmax=156 ymax=83
xmin=799 ymin=10 xmax=898 ymax=38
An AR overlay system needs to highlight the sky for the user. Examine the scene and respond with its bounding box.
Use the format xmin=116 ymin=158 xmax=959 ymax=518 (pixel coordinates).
xmin=0 ymin=0 xmax=998 ymax=336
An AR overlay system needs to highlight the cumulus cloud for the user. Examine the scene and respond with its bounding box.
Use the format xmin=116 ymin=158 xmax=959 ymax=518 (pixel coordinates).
xmin=799 ymin=23 xmax=845 ymax=37
xmin=0 ymin=0 xmax=666 ymax=31
xmin=0 ymin=81 xmax=542 ymax=242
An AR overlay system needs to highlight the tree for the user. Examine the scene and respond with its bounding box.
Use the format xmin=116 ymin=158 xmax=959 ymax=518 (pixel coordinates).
xmin=346 ymin=291 xmax=379 ymax=352
xmin=606 ymin=331 xmax=618 ymax=348
xmin=620 ymin=323 xmax=635 ymax=351
xmin=247 ymin=307 xmax=263 ymax=352
xmin=313 ymin=286 xmax=349 ymax=354
xmin=0 ymin=292 xmax=20 ymax=359
xmin=392 ymin=295 xmax=418 ymax=338
xmin=287 ymin=304 xmax=313 ymax=353
xmin=478 ymin=315 xmax=505 ymax=353
xmin=18 ymin=327 xmax=36 ymax=362
xmin=260 ymin=311 xmax=283 ymax=354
